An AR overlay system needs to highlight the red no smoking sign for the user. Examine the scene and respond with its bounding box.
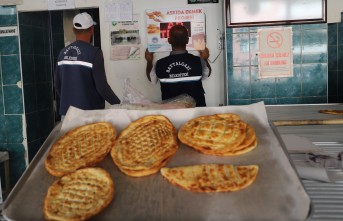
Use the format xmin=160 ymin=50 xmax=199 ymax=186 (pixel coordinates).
xmin=267 ymin=32 xmax=283 ymax=48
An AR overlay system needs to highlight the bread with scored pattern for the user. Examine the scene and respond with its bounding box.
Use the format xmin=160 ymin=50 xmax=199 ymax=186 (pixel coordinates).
xmin=111 ymin=115 xmax=178 ymax=177
xmin=44 ymin=167 xmax=114 ymax=221
xmin=45 ymin=122 xmax=116 ymax=177
xmin=178 ymin=113 xmax=257 ymax=156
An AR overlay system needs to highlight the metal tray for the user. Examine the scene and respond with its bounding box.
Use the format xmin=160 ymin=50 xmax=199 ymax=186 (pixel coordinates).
xmin=3 ymin=103 xmax=310 ymax=221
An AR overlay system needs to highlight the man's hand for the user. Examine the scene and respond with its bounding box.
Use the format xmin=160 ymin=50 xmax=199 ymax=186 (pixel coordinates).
xmin=145 ymin=48 xmax=154 ymax=82
xmin=198 ymin=47 xmax=209 ymax=60
xmin=199 ymin=47 xmax=212 ymax=77
xmin=145 ymin=48 xmax=154 ymax=62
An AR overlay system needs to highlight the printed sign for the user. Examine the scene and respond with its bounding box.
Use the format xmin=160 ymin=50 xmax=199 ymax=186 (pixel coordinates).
xmin=110 ymin=14 xmax=141 ymax=60
xmin=104 ymin=0 xmax=133 ymax=22
xmin=146 ymin=7 xmax=206 ymax=52
xmin=0 ymin=26 xmax=17 ymax=37
xmin=48 ymin=0 xmax=75 ymax=10
xmin=258 ymin=27 xmax=293 ymax=78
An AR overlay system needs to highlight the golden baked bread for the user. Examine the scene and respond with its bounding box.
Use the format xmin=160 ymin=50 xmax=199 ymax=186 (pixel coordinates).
xmin=45 ymin=122 xmax=116 ymax=177
xmin=111 ymin=115 xmax=178 ymax=177
xmin=319 ymin=110 xmax=343 ymax=115
xmin=178 ymin=113 xmax=257 ymax=156
xmin=147 ymin=24 xmax=160 ymax=34
xmin=44 ymin=167 xmax=114 ymax=221
xmin=160 ymin=164 xmax=259 ymax=193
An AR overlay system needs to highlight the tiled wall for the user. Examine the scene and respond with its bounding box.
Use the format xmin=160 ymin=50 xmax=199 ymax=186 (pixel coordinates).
xmin=0 ymin=8 xmax=59 ymax=188
xmin=0 ymin=6 xmax=26 ymax=186
xmin=0 ymin=7 xmax=341 ymax=189
xmin=19 ymin=11 xmax=56 ymax=162
xmin=327 ymin=13 xmax=343 ymax=103
xmin=226 ymin=24 xmax=328 ymax=105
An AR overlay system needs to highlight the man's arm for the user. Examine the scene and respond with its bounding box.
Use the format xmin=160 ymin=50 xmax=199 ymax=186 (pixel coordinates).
xmin=199 ymin=47 xmax=212 ymax=77
xmin=145 ymin=48 xmax=154 ymax=81
xmin=93 ymin=50 xmax=120 ymax=105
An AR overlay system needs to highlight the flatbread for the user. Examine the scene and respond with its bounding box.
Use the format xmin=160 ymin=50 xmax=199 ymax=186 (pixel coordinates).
xmin=44 ymin=167 xmax=114 ymax=221
xmin=160 ymin=164 xmax=259 ymax=193
xmin=111 ymin=115 xmax=178 ymax=177
xmin=45 ymin=122 xmax=116 ymax=177
xmin=178 ymin=113 xmax=257 ymax=156
xmin=319 ymin=110 xmax=343 ymax=115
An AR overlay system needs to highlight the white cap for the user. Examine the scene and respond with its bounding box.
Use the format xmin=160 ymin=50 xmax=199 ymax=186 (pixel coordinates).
xmin=73 ymin=12 xmax=96 ymax=29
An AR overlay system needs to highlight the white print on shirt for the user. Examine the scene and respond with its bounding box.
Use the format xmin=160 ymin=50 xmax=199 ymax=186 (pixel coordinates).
xmin=64 ymin=45 xmax=81 ymax=56
xmin=169 ymin=72 xmax=189 ymax=78
xmin=63 ymin=56 xmax=77 ymax=61
xmin=166 ymin=61 xmax=192 ymax=73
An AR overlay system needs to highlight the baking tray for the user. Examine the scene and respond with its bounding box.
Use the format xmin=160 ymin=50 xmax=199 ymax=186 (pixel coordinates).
xmin=3 ymin=102 xmax=310 ymax=221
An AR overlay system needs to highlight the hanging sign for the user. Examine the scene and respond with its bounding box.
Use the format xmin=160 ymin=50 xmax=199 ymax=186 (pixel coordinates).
xmin=146 ymin=7 xmax=206 ymax=52
xmin=48 ymin=0 xmax=75 ymax=10
xmin=0 ymin=26 xmax=17 ymax=37
xmin=257 ymin=27 xmax=293 ymax=78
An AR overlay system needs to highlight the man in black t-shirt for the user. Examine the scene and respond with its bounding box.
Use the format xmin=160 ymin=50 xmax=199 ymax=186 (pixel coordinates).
xmin=145 ymin=25 xmax=212 ymax=107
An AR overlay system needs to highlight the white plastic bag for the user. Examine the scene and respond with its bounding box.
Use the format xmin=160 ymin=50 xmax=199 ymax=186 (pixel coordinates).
xmin=112 ymin=78 xmax=196 ymax=110
xmin=121 ymin=78 xmax=153 ymax=104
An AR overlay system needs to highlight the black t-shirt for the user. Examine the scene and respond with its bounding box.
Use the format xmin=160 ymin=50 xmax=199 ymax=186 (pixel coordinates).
xmin=155 ymin=51 xmax=206 ymax=106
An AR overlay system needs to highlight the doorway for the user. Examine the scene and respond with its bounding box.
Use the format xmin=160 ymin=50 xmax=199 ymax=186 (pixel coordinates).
xmin=18 ymin=8 xmax=100 ymax=162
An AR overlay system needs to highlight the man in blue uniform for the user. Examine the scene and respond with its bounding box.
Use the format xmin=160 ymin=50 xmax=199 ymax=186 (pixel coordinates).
xmin=54 ymin=12 xmax=120 ymax=117
xmin=145 ymin=25 xmax=212 ymax=107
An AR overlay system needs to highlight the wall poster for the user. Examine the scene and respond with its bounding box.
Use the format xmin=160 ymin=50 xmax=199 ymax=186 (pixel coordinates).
xmin=110 ymin=14 xmax=141 ymax=60
xmin=146 ymin=7 xmax=206 ymax=52
xmin=257 ymin=27 xmax=293 ymax=79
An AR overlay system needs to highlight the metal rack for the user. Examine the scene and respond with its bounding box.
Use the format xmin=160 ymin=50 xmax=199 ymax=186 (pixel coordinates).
xmin=290 ymin=142 xmax=343 ymax=221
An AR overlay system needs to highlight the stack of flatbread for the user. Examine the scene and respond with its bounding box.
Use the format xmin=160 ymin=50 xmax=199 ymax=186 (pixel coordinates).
xmin=45 ymin=122 xmax=117 ymax=177
xmin=111 ymin=115 xmax=178 ymax=177
xmin=161 ymin=164 xmax=259 ymax=193
xmin=178 ymin=113 xmax=257 ymax=156
xmin=44 ymin=167 xmax=114 ymax=221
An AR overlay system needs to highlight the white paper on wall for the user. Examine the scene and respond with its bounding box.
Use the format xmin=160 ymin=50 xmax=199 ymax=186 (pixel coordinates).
xmin=0 ymin=0 xmax=22 ymax=5
xmin=110 ymin=14 xmax=141 ymax=60
xmin=257 ymin=27 xmax=293 ymax=79
xmin=104 ymin=0 xmax=133 ymax=22
xmin=48 ymin=0 xmax=75 ymax=10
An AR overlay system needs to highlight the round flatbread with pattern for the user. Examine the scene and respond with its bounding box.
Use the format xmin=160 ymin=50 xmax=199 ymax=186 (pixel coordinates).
xmin=44 ymin=167 xmax=114 ymax=221
xmin=45 ymin=122 xmax=116 ymax=177
xmin=111 ymin=115 xmax=178 ymax=177
xmin=178 ymin=114 xmax=257 ymax=156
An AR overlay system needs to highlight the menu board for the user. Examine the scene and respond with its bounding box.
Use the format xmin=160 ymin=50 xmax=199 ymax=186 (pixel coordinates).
xmin=146 ymin=7 xmax=206 ymax=52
